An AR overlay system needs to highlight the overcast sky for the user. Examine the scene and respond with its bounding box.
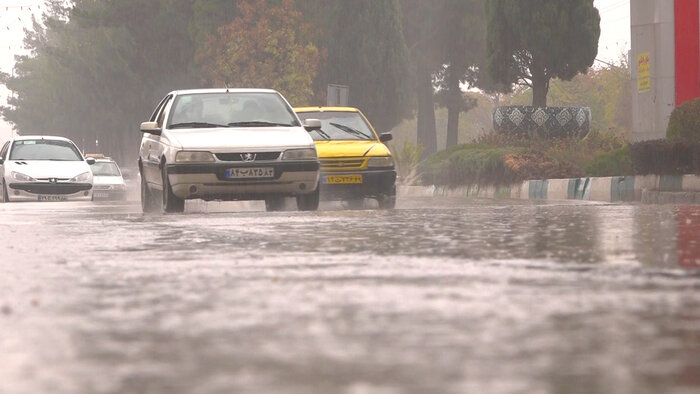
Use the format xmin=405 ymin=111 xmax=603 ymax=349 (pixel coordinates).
xmin=0 ymin=0 xmax=632 ymax=135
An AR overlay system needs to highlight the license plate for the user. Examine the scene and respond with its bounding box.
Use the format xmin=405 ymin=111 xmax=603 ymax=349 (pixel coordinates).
xmin=324 ymin=174 xmax=363 ymax=184
xmin=38 ymin=195 xmax=67 ymax=202
xmin=225 ymin=167 xmax=274 ymax=179
xmin=94 ymin=192 xmax=109 ymax=198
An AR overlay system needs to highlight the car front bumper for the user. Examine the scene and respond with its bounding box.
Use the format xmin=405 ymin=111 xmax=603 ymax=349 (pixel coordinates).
xmin=318 ymin=169 xmax=396 ymax=199
xmin=7 ymin=182 xmax=93 ymax=202
xmin=165 ymin=161 xmax=320 ymax=200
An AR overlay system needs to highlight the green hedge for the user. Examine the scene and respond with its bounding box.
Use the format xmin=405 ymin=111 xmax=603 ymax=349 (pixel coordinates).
xmin=667 ymin=98 xmax=700 ymax=142
xmin=629 ymin=139 xmax=700 ymax=175
xmin=584 ymin=146 xmax=632 ymax=177
xmin=421 ymin=144 xmax=524 ymax=187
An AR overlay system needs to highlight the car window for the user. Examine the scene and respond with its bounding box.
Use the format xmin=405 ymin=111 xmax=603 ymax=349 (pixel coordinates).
xmin=9 ymin=139 xmax=83 ymax=161
xmin=297 ymin=111 xmax=376 ymax=141
xmin=0 ymin=141 xmax=9 ymax=159
xmin=167 ymin=92 xmax=300 ymax=128
xmin=91 ymin=161 xmax=121 ymax=176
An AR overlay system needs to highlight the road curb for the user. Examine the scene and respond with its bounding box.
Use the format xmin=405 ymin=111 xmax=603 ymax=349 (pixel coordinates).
xmin=399 ymin=174 xmax=700 ymax=204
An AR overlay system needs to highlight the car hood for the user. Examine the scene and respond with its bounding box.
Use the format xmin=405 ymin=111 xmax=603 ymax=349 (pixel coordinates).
xmin=314 ymin=140 xmax=391 ymax=158
xmin=93 ymin=175 xmax=125 ymax=186
xmin=165 ymin=127 xmax=315 ymax=151
xmin=6 ymin=160 xmax=91 ymax=180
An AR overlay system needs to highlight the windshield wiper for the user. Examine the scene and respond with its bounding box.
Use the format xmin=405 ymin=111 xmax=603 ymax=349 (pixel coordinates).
xmin=169 ymin=122 xmax=227 ymax=129
xmin=329 ymin=122 xmax=372 ymax=139
xmin=227 ymin=121 xmax=295 ymax=127
xmin=313 ymin=128 xmax=332 ymax=140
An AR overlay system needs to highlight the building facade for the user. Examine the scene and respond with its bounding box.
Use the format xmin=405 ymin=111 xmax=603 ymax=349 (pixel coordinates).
xmin=631 ymin=0 xmax=700 ymax=141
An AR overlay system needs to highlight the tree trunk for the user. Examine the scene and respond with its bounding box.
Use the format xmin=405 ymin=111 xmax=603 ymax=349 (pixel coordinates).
xmin=416 ymin=65 xmax=437 ymax=158
xmin=531 ymin=58 xmax=549 ymax=107
xmin=445 ymin=63 xmax=462 ymax=148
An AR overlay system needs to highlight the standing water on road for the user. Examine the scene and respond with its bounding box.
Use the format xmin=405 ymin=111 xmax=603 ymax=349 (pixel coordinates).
xmin=0 ymin=198 xmax=698 ymax=393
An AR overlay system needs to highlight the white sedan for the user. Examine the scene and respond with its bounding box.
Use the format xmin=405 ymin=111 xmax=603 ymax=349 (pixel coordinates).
xmin=0 ymin=136 xmax=95 ymax=202
xmin=139 ymin=88 xmax=322 ymax=213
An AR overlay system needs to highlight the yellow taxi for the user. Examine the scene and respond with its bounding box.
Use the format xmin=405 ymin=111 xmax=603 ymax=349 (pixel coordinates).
xmin=295 ymin=107 xmax=396 ymax=209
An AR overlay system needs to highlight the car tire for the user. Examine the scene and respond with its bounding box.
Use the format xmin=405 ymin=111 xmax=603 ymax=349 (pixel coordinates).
xmin=265 ymin=196 xmax=286 ymax=212
xmin=296 ymin=184 xmax=320 ymax=211
xmin=1 ymin=179 xmax=9 ymax=203
xmin=141 ymin=171 xmax=158 ymax=213
xmin=377 ymin=185 xmax=396 ymax=210
xmin=162 ymin=165 xmax=185 ymax=213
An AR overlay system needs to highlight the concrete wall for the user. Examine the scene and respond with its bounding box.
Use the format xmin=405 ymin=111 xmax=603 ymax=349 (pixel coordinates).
xmin=631 ymin=0 xmax=676 ymax=141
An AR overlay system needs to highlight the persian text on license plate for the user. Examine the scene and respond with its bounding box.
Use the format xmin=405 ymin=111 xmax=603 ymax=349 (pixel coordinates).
xmin=38 ymin=195 xmax=67 ymax=201
xmin=324 ymin=174 xmax=363 ymax=184
xmin=225 ymin=167 xmax=274 ymax=179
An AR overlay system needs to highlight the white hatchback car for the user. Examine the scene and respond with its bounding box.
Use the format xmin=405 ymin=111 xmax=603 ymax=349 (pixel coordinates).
xmin=90 ymin=157 xmax=127 ymax=201
xmin=138 ymin=89 xmax=322 ymax=213
xmin=0 ymin=136 xmax=95 ymax=202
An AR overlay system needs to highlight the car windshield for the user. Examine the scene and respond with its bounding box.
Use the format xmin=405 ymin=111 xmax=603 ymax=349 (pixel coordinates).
xmin=168 ymin=92 xmax=300 ymax=129
xmin=91 ymin=162 xmax=121 ymax=176
xmin=297 ymin=111 xmax=376 ymax=141
xmin=9 ymin=139 xmax=83 ymax=161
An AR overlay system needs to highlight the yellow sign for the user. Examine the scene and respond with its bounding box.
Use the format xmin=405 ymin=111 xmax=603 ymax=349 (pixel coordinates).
xmin=637 ymin=52 xmax=651 ymax=93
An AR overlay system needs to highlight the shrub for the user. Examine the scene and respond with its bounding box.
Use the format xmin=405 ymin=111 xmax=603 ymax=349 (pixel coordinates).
xmin=422 ymin=129 xmax=630 ymax=187
xmin=584 ymin=146 xmax=632 ymax=176
xmin=421 ymin=144 xmax=524 ymax=187
xmin=667 ymin=98 xmax=700 ymax=142
xmin=629 ymin=139 xmax=700 ymax=175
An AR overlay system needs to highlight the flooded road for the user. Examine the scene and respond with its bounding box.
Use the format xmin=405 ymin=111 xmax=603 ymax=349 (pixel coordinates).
xmin=1 ymin=197 xmax=698 ymax=394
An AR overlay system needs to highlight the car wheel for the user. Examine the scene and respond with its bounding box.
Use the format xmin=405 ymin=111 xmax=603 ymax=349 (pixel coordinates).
xmin=162 ymin=164 xmax=185 ymax=213
xmin=296 ymin=184 xmax=320 ymax=211
xmin=141 ymin=171 xmax=158 ymax=213
xmin=377 ymin=185 xmax=396 ymax=210
xmin=1 ymin=179 xmax=9 ymax=203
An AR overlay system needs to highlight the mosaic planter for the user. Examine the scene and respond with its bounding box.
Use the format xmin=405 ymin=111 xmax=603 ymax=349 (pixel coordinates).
xmin=493 ymin=106 xmax=591 ymax=138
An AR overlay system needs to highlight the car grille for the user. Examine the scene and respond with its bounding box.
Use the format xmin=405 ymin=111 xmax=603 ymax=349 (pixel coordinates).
xmin=12 ymin=183 xmax=91 ymax=195
xmin=216 ymin=152 xmax=281 ymax=162
xmin=320 ymin=158 xmax=366 ymax=170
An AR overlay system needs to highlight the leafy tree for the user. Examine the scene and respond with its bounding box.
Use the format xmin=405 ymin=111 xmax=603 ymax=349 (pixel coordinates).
xmin=1 ymin=0 xmax=199 ymax=164
xmin=435 ymin=0 xmax=486 ymax=148
xmin=485 ymin=0 xmax=601 ymax=107
xmin=198 ymin=0 xmax=319 ymax=105
xmin=325 ymin=0 xmax=412 ymax=132
xmin=400 ymin=0 xmax=444 ymax=157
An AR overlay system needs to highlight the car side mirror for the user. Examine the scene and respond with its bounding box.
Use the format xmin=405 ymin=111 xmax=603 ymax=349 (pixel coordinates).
xmin=303 ymin=119 xmax=322 ymax=132
xmin=140 ymin=121 xmax=162 ymax=135
xmin=86 ymin=157 xmax=96 ymax=165
xmin=379 ymin=133 xmax=393 ymax=143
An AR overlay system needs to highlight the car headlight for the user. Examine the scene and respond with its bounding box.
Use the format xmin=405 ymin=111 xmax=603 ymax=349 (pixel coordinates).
xmin=11 ymin=171 xmax=36 ymax=182
xmin=282 ymin=148 xmax=317 ymax=160
xmin=175 ymin=151 xmax=216 ymax=163
xmin=366 ymin=156 xmax=394 ymax=168
xmin=70 ymin=172 xmax=91 ymax=183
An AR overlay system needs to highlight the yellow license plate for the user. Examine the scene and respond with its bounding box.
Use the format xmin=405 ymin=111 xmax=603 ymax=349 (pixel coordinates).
xmin=324 ymin=174 xmax=363 ymax=184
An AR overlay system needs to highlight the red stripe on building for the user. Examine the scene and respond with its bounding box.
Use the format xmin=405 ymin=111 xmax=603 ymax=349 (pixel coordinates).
xmin=675 ymin=0 xmax=700 ymax=105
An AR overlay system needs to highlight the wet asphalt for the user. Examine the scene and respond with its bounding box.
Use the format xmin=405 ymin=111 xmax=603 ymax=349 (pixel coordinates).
xmin=0 ymin=196 xmax=698 ymax=394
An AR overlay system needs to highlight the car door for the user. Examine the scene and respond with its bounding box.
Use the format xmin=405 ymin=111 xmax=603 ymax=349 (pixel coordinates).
xmin=141 ymin=95 xmax=172 ymax=189
xmin=0 ymin=141 xmax=10 ymax=183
